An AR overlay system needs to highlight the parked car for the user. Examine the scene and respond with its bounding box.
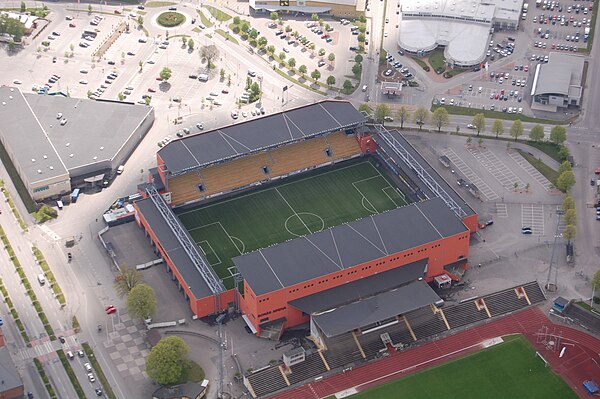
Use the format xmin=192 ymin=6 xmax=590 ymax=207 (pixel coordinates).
xmin=105 ymin=305 xmax=117 ymax=315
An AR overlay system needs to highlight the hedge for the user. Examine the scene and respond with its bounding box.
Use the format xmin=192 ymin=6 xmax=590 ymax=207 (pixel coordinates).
xmin=83 ymin=343 xmax=117 ymax=399
xmin=32 ymin=246 xmax=66 ymax=306
xmin=34 ymin=358 xmax=58 ymax=399
xmin=57 ymin=350 xmax=86 ymax=398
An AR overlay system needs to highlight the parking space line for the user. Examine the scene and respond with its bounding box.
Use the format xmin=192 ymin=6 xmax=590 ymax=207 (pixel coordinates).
xmin=507 ymin=150 xmax=554 ymax=191
xmin=441 ymin=148 xmax=500 ymax=201
xmin=496 ymin=203 xmax=508 ymax=218
xmin=468 ymin=147 xmax=525 ymax=191
xmin=521 ymin=204 xmax=544 ymax=235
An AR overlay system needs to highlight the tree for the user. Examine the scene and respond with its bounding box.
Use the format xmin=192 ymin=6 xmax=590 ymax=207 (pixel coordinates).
xmin=564 ymin=208 xmax=577 ymax=227
xmin=358 ymin=25 xmax=366 ymax=33
xmin=144 ymin=96 xmax=151 ymax=106
xmin=325 ymin=23 xmax=331 ymax=31
xmin=491 ymin=119 xmax=504 ymax=138
xmin=0 ymin=14 xmax=25 ymax=42
xmin=220 ymin=68 xmax=225 ymax=80
xmin=145 ymin=336 xmax=189 ymax=385
xmin=311 ymin=13 xmax=319 ymax=21
xmin=249 ymin=29 xmax=259 ymax=40
xmin=558 ymin=145 xmax=570 ymax=161
xmin=86 ymin=90 xmax=93 ymax=98
xmin=413 ymin=108 xmax=429 ymax=130
xmin=397 ymin=106 xmax=409 ymax=129
xmin=311 ymin=69 xmax=321 ymax=82
xmin=299 ymin=64 xmax=307 ymax=76
xmin=358 ymin=103 xmax=371 ymax=113
xmin=472 ymin=113 xmax=485 ymax=136
xmin=509 ymin=119 xmax=524 ymax=141
xmin=114 ymin=268 xmax=143 ymax=297
xmin=359 ymin=15 xmax=367 ymax=23
xmin=20 ymin=1 xmax=26 ymax=13
xmin=343 ymin=79 xmax=353 ymax=93
xmin=270 ymin=11 xmax=278 ymax=20
xmin=431 ymin=107 xmax=450 ymax=132
xmin=318 ymin=48 xmax=325 ymax=57
xmin=326 ymin=75 xmax=336 ymax=87
xmin=288 ymin=57 xmax=296 ymax=70
xmin=159 ymin=67 xmax=172 ymax=81
xmin=266 ymin=45 xmax=275 ymax=54
xmin=279 ymin=52 xmax=286 ymax=61
xmin=563 ymin=224 xmax=577 ymax=243
xmin=88 ymin=4 xmax=92 ymax=13
xmin=354 ymin=54 xmax=363 ymax=63
xmin=592 ymin=269 xmax=600 ymax=292
xmin=558 ymin=160 xmax=573 ymax=176
xmin=529 ymin=124 xmax=545 ymax=142
xmin=374 ymin=104 xmax=392 ymax=125
xmin=557 ymin=170 xmax=576 ymax=192
xmin=117 ymin=92 xmax=125 ymax=101
xmin=233 ymin=16 xmax=240 ymax=24
xmin=352 ymin=63 xmax=362 ymax=78
xmin=357 ymin=33 xmax=365 ymax=43
xmin=550 ymin=125 xmax=567 ymax=145
xmin=562 ymin=194 xmax=575 ymax=212
xmin=187 ymin=38 xmax=194 ymax=51
xmin=285 ymin=24 xmax=292 ymax=33
xmin=200 ymin=44 xmax=219 ymax=69
xmin=328 ymin=53 xmax=335 ymax=62
xmin=258 ymin=36 xmax=268 ymax=48
xmin=137 ymin=16 xmax=144 ymax=28
xmin=126 ymin=283 xmax=157 ymax=320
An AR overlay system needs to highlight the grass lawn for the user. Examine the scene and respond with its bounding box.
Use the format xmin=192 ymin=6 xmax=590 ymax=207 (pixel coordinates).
xmin=204 ymin=4 xmax=231 ymax=21
xmin=517 ymin=149 xmax=559 ymax=186
xmin=179 ymin=360 xmax=205 ymax=383
xmin=525 ymin=141 xmax=563 ymax=162
xmin=197 ymin=9 xmax=213 ymax=27
xmin=431 ymin=104 xmax=565 ymax=125
xmin=145 ymin=1 xmax=176 ymax=7
xmin=178 ymin=160 xmax=408 ymax=289
xmin=428 ymin=49 xmax=445 ymax=72
xmin=215 ymin=29 xmax=238 ymax=44
xmin=351 ymin=336 xmax=577 ymax=399
xmin=413 ymin=57 xmax=429 ymax=71
xmin=445 ymin=68 xmax=467 ymax=78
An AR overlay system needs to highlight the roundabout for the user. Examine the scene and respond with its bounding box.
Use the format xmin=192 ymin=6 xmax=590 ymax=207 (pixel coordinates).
xmin=156 ymin=11 xmax=186 ymax=28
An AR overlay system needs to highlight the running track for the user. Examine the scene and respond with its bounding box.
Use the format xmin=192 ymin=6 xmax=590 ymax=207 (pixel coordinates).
xmin=266 ymin=307 xmax=600 ymax=399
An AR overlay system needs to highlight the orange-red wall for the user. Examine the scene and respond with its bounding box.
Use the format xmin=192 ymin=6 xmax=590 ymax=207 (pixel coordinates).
xmin=463 ymin=214 xmax=478 ymax=233
xmin=156 ymin=153 xmax=167 ymax=188
xmin=239 ymin=231 xmax=470 ymax=334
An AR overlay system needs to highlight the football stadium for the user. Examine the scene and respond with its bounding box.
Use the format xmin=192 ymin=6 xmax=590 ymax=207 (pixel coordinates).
xmin=134 ymin=100 xmax=479 ymax=337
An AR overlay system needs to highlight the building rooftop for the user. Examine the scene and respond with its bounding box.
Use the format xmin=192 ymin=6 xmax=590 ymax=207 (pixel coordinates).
xmin=158 ymin=101 xmax=366 ymax=176
xmin=234 ymin=197 xmax=468 ymax=296
xmin=0 ymin=346 xmax=22 ymax=395
xmin=312 ymin=280 xmax=441 ymax=337
xmin=135 ymin=198 xmax=217 ymax=300
xmin=531 ymin=52 xmax=585 ymax=97
xmin=0 ymin=87 xmax=153 ymax=184
xmin=289 ymin=259 xmax=427 ymax=314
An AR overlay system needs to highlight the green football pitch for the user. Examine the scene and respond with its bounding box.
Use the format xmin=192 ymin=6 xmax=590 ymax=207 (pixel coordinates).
xmin=177 ymin=160 xmax=409 ymax=289
xmin=345 ymin=336 xmax=577 ymax=399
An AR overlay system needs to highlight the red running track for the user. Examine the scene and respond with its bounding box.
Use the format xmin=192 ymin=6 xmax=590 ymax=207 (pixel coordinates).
xmin=266 ymin=307 xmax=600 ymax=399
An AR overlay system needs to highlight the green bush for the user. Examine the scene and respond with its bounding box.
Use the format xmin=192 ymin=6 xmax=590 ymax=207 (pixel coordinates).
xmin=33 ymin=204 xmax=58 ymax=223
xmin=156 ymin=11 xmax=185 ymax=27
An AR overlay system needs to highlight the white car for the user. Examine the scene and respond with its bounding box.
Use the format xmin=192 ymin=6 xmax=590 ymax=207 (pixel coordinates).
xmin=242 ymin=111 xmax=248 ymax=117
xmin=196 ymin=123 xmax=204 ymax=130
xmin=88 ymin=373 xmax=96 ymax=383
xmin=231 ymin=110 xmax=239 ymax=119
xmin=384 ymin=31 xmax=388 ymax=37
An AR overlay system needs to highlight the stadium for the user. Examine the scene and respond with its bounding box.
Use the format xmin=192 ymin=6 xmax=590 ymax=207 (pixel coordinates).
xmin=133 ymin=100 xmax=479 ymax=343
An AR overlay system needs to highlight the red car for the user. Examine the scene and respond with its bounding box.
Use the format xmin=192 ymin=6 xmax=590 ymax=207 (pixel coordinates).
xmin=105 ymin=306 xmax=117 ymax=315
xmin=69 ymin=23 xmax=76 ymax=28
xmin=155 ymin=77 xmax=162 ymax=81
xmin=221 ymin=89 xmax=229 ymax=94
xmin=524 ymin=65 xmax=529 ymax=72
xmin=104 ymin=80 xmax=112 ymax=84
xmin=148 ymin=87 xmax=156 ymax=93
xmin=321 ymin=34 xmax=329 ymax=39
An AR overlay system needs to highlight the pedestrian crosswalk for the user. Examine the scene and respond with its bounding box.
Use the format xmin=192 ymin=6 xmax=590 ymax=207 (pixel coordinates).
xmin=17 ymin=335 xmax=79 ymax=361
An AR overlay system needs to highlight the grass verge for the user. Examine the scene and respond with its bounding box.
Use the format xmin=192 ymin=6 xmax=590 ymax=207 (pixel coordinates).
xmin=57 ymin=350 xmax=86 ymax=398
xmin=34 ymin=358 xmax=58 ymax=399
xmin=83 ymin=343 xmax=117 ymax=399
xmin=0 ymin=140 xmax=36 ymax=213
xmin=197 ymin=9 xmax=213 ymax=27
xmin=32 ymin=246 xmax=66 ymax=306
xmin=445 ymin=68 xmax=467 ymax=78
xmin=215 ymin=29 xmax=239 ymax=44
xmin=204 ymin=5 xmax=231 ymax=21
xmin=179 ymin=360 xmax=205 ymax=383
xmin=0 ymin=276 xmax=29 ymax=344
xmin=428 ymin=49 xmax=445 ymax=72
xmin=431 ymin=104 xmax=565 ymax=125
xmin=517 ymin=150 xmax=559 ymax=186
xmin=524 ymin=141 xmax=563 ymax=162
xmin=0 ymin=180 xmax=27 ymax=230
xmin=145 ymin=1 xmax=176 ymax=7
xmin=412 ymin=57 xmax=430 ymax=71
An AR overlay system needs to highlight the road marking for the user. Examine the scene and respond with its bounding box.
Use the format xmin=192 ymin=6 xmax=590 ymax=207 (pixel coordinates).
xmin=496 ymin=203 xmax=508 ymax=218
xmin=469 ymin=147 xmax=525 ymax=191
xmin=507 ymin=151 xmax=554 ymax=191
xmin=521 ymin=204 xmax=544 ymax=235
xmin=441 ymin=148 xmax=499 ymax=201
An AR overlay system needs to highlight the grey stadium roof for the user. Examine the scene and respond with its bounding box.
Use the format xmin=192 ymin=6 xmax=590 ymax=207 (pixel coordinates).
xmin=289 ymin=259 xmax=427 ymax=314
xmin=234 ymin=197 xmax=468 ymax=296
xmin=0 ymin=87 xmax=152 ymax=184
xmin=136 ymin=198 xmax=217 ymax=300
xmin=312 ymin=280 xmax=441 ymax=337
xmin=158 ymin=101 xmax=366 ymax=176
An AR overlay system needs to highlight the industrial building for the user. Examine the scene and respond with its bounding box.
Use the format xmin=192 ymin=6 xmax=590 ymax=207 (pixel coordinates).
xmin=0 ymin=87 xmax=154 ymax=201
xmin=133 ymin=101 xmax=477 ymax=338
xmin=248 ymin=0 xmax=366 ymax=18
xmin=530 ymin=52 xmax=585 ymax=111
xmin=398 ymin=0 xmax=524 ymax=67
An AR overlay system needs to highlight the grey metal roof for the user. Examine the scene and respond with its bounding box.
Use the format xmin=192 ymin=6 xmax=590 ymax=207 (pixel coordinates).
xmin=373 ymin=130 xmax=476 ymax=217
xmin=158 ymin=101 xmax=366 ymax=176
xmin=136 ymin=198 xmax=215 ymax=300
xmin=312 ymin=280 xmax=441 ymax=337
xmin=289 ymin=259 xmax=427 ymax=314
xmin=0 ymin=346 xmax=22 ymax=393
xmin=532 ymin=52 xmax=584 ymax=97
xmin=234 ymin=197 xmax=468 ymax=296
xmin=0 ymin=87 xmax=153 ymax=184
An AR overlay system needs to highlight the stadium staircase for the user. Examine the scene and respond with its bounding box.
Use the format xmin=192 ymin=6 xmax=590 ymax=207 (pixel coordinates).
xmin=244 ymin=281 xmax=546 ymax=398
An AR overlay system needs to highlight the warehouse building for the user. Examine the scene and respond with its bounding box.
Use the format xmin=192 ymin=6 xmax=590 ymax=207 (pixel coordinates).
xmin=530 ymin=52 xmax=585 ymax=110
xmin=0 ymin=87 xmax=154 ymax=201
xmin=249 ymin=0 xmax=366 ymax=18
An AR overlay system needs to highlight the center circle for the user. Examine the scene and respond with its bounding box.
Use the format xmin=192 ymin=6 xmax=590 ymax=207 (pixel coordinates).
xmin=285 ymin=213 xmax=325 ymax=237
xmin=157 ymin=11 xmax=186 ymax=28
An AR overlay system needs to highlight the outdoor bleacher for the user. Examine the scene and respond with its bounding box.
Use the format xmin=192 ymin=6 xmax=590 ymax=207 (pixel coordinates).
xmin=244 ymin=282 xmax=546 ymax=398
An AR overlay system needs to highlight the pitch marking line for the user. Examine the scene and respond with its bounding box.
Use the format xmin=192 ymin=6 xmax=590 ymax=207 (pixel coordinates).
xmin=275 ymin=187 xmax=313 ymax=235
xmin=190 ymin=221 xmax=244 ymax=256
xmin=198 ymin=240 xmax=222 ymax=266
xmin=353 ymin=181 xmax=379 ymax=214
xmin=382 ymin=186 xmax=401 ymax=207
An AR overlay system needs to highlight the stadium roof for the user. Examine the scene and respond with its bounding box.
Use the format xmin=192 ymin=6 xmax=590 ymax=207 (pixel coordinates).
xmin=373 ymin=129 xmax=476 ymax=217
xmin=312 ymin=280 xmax=441 ymax=337
xmin=234 ymin=197 xmax=468 ymax=296
xmin=135 ymin=198 xmax=217 ymax=300
xmin=289 ymin=259 xmax=427 ymax=314
xmin=0 ymin=87 xmax=153 ymax=184
xmin=158 ymin=101 xmax=366 ymax=176
xmin=531 ymin=53 xmax=584 ymax=97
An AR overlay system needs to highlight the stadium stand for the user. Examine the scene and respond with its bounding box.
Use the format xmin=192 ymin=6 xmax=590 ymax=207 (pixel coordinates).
xmin=245 ymin=282 xmax=546 ymax=398
xmin=167 ymin=172 xmax=204 ymax=205
xmin=286 ymin=351 xmax=328 ymax=385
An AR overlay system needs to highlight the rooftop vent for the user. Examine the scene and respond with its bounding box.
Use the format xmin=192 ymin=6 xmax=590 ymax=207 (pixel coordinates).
xmin=31 ymin=158 xmax=36 ymax=162
xmin=8 ymin=96 xmax=12 ymax=100
xmin=66 ymin=143 xmax=70 ymax=147
xmin=69 ymin=154 xmax=74 ymax=158
xmin=49 ymin=166 xmax=54 ymax=170
xmin=43 ymin=155 xmax=47 ymax=159
xmin=37 ymin=169 xmax=42 ymax=174
xmin=100 ymin=146 xmax=104 ymax=151
xmin=1 ymin=102 xmax=5 ymax=106
xmin=93 ymin=156 xmax=97 ymax=160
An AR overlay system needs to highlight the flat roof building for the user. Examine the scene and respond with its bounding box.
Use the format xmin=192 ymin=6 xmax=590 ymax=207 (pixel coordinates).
xmin=0 ymin=87 xmax=154 ymax=201
xmin=398 ymin=0 xmax=524 ymax=67
xmin=530 ymin=52 xmax=585 ymax=111
xmin=249 ymin=0 xmax=365 ymax=17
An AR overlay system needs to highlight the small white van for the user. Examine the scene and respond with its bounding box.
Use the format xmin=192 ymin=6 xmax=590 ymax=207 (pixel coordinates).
xmin=362 ymin=85 xmax=368 ymax=92
xmin=38 ymin=274 xmax=46 ymax=285
xmin=116 ymin=165 xmax=125 ymax=175
xmin=57 ymin=200 xmax=64 ymax=210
